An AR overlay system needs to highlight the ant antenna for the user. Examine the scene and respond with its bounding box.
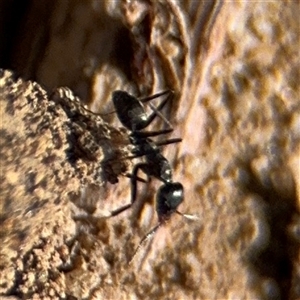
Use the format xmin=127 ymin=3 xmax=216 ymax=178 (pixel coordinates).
xmin=175 ymin=210 xmax=200 ymax=220
xmin=128 ymin=223 xmax=162 ymax=264
xmin=128 ymin=211 xmax=199 ymax=264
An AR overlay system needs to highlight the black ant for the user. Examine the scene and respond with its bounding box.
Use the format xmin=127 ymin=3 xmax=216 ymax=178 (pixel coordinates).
xmin=108 ymin=90 xmax=197 ymax=261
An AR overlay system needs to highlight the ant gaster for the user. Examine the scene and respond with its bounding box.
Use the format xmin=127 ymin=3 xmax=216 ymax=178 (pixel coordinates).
xmin=109 ymin=90 xmax=197 ymax=261
xmin=112 ymin=90 xmax=172 ymax=131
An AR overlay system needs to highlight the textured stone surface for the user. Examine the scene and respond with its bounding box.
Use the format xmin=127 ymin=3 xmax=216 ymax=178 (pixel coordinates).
xmin=0 ymin=1 xmax=299 ymax=299
xmin=0 ymin=70 xmax=129 ymax=296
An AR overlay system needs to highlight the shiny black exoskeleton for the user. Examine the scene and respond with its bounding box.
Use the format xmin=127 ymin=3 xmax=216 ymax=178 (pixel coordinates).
xmin=113 ymin=90 xmax=181 ymax=151
xmin=110 ymin=90 xmax=181 ymax=211
xmin=156 ymin=182 xmax=184 ymax=223
xmin=112 ymin=90 xmax=171 ymax=131
xmin=109 ymin=90 xmax=195 ymax=260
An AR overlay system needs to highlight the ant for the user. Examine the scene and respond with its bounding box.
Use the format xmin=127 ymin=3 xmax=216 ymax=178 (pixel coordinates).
xmin=108 ymin=90 xmax=197 ymax=261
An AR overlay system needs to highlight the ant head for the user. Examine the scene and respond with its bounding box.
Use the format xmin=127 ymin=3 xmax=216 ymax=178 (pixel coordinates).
xmin=129 ymin=182 xmax=198 ymax=264
xmin=156 ymin=182 xmax=184 ymax=223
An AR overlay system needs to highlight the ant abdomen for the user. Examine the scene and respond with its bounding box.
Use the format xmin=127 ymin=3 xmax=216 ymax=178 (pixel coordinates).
xmin=112 ymin=90 xmax=148 ymax=131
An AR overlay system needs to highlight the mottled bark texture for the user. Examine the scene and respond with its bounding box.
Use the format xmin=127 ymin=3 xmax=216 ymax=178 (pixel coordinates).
xmin=0 ymin=70 xmax=129 ymax=297
xmin=0 ymin=1 xmax=299 ymax=299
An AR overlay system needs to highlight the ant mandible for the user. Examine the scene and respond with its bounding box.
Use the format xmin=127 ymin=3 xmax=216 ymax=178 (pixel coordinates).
xmin=108 ymin=90 xmax=196 ymax=261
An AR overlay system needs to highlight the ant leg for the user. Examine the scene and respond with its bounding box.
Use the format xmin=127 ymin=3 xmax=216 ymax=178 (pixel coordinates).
xmin=109 ymin=163 xmax=147 ymax=217
xmin=131 ymin=163 xmax=148 ymax=205
xmin=125 ymin=173 xmax=148 ymax=183
xmin=140 ymin=90 xmax=174 ymax=128
xmin=104 ymin=91 xmax=172 ymax=119
xmin=110 ymin=203 xmax=132 ymax=217
xmin=133 ymin=128 xmax=173 ymax=138
xmin=124 ymin=137 xmax=182 ymax=160
xmin=139 ymin=90 xmax=173 ymax=103
xmin=155 ymin=138 xmax=182 ymax=147
xmin=148 ymin=102 xmax=173 ymax=129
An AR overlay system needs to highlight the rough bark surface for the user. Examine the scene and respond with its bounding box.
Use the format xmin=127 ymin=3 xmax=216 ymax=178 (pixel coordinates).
xmin=0 ymin=70 xmax=130 ymax=297
xmin=0 ymin=1 xmax=299 ymax=299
